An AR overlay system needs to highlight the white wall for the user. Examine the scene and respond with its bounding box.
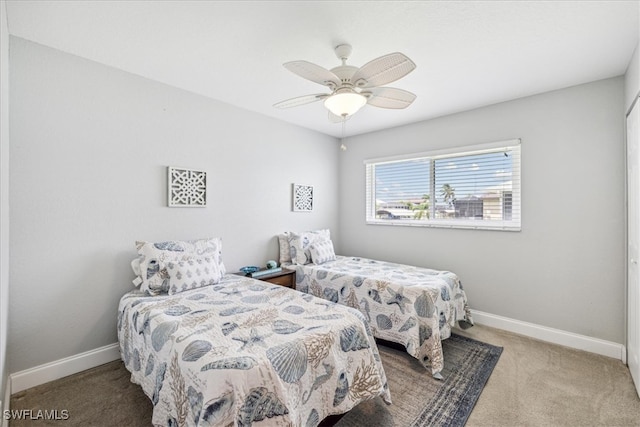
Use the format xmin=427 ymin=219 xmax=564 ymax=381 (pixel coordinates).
xmin=8 ymin=37 xmax=340 ymax=373
xmin=625 ymin=42 xmax=639 ymax=113
xmin=338 ymin=77 xmax=626 ymax=344
xmin=0 ymin=0 xmax=10 ymax=410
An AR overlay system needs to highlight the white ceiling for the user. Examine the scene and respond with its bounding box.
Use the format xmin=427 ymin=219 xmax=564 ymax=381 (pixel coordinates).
xmin=5 ymin=1 xmax=640 ymax=138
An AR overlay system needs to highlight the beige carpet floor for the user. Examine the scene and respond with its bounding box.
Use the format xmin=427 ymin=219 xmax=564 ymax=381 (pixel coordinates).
xmin=460 ymin=325 xmax=640 ymax=427
xmin=9 ymin=324 xmax=640 ymax=426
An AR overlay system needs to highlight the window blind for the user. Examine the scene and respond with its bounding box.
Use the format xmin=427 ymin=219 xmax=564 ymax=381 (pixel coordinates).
xmin=365 ymin=139 xmax=521 ymax=231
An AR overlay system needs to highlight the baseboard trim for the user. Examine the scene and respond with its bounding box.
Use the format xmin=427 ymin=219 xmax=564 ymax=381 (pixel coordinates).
xmin=471 ymin=309 xmax=626 ymax=361
xmin=6 ymin=311 xmax=627 ymax=394
xmin=9 ymin=343 xmax=120 ymax=394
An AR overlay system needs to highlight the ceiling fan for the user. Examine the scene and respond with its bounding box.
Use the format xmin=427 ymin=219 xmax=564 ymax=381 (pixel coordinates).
xmin=274 ymin=44 xmax=417 ymax=122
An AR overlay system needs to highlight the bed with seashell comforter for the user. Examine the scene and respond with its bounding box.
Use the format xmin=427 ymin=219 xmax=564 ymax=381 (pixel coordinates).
xmin=118 ymin=273 xmax=391 ymax=427
xmin=290 ymin=256 xmax=474 ymax=380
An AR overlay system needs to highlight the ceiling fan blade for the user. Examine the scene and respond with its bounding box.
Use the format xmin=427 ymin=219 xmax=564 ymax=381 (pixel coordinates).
xmin=366 ymin=87 xmax=416 ymax=109
xmin=328 ymin=111 xmax=352 ymax=123
xmin=273 ymin=93 xmax=329 ymax=109
xmin=283 ymin=61 xmax=341 ymax=89
xmin=352 ymin=52 xmax=416 ymax=88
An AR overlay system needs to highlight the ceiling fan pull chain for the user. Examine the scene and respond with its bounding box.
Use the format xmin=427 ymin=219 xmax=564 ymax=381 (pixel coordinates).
xmin=340 ymin=116 xmax=348 ymax=151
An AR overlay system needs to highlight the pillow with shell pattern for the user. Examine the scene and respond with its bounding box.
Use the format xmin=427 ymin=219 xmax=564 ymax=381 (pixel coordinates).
xmin=288 ymin=229 xmax=330 ymax=265
xmin=134 ymin=237 xmax=225 ymax=295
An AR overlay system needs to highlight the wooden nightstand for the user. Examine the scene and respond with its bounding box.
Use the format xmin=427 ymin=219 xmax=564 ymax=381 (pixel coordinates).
xmin=236 ymin=269 xmax=296 ymax=289
xmin=256 ymin=269 xmax=296 ymax=289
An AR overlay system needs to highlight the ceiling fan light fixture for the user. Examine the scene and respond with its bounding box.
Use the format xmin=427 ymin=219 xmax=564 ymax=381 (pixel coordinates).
xmin=324 ymin=91 xmax=367 ymax=117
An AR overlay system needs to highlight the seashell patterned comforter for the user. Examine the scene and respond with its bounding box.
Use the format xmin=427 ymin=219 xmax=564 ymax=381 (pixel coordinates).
xmin=118 ymin=274 xmax=391 ymax=427
xmin=289 ymin=256 xmax=474 ymax=379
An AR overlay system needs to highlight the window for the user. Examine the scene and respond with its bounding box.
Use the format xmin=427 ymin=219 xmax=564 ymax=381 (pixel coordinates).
xmin=365 ymin=139 xmax=521 ymax=231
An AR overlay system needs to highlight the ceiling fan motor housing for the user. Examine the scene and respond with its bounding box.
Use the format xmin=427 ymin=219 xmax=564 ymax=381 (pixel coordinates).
xmin=330 ymin=65 xmax=359 ymax=88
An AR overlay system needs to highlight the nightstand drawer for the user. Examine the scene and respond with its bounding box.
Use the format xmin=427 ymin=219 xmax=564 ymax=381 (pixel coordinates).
xmin=262 ymin=270 xmax=295 ymax=289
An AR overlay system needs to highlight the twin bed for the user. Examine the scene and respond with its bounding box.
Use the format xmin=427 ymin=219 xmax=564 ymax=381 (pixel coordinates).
xmin=120 ymin=237 xmax=390 ymax=427
xmin=279 ymin=229 xmax=474 ymax=379
xmin=118 ymin=231 xmax=473 ymax=426
xmin=289 ymin=256 xmax=473 ymax=379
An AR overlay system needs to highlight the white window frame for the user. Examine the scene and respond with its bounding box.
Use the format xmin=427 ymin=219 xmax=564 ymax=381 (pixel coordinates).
xmin=365 ymin=139 xmax=521 ymax=231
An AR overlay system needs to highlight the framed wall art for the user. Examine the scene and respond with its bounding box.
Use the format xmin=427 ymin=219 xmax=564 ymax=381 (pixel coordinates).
xmin=292 ymin=183 xmax=314 ymax=212
xmin=167 ymin=166 xmax=207 ymax=207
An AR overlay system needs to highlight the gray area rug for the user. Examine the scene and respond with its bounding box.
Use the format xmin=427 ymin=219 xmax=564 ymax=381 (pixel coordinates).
xmin=10 ymin=334 xmax=501 ymax=427
xmin=335 ymin=334 xmax=503 ymax=427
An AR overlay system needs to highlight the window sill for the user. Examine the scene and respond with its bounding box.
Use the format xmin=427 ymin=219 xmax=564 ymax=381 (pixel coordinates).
xmin=365 ymin=219 xmax=521 ymax=232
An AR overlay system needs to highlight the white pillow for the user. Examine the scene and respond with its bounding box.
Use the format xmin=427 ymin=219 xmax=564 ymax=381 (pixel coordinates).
xmin=165 ymin=254 xmax=222 ymax=295
xmin=309 ymin=239 xmax=337 ymax=264
xmin=278 ymin=232 xmax=291 ymax=265
xmin=288 ymin=229 xmax=330 ymax=265
xmin=135 ymin=237 xmax=225 ymax=295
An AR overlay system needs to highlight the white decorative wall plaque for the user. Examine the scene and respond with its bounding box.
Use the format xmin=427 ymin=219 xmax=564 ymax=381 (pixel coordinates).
xmin=292 ymin=184 xmax=314 ymax=212
xmin=168 ymin=166 xmax=207 ymax=207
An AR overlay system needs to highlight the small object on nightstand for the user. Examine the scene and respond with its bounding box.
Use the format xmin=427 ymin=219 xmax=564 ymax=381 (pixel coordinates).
xmin=250 ymin=267 xmax=283 ymax=278
xmin=239 ymin=266 xmax=260 ymax=275
xmin=266 ymin=260 xmax=278 ymax=269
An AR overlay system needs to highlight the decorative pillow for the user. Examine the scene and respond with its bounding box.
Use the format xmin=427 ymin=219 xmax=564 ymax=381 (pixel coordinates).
xmin=309 ymin=239 xmax=337 ymax=265
xmin=135 ymin=237 xmax=225 ymax=295
xmin=131 ymin=257 xmax=143 ymax=287
xmin=165 ymin=254 xmax=222 ymax=295
xmin=288 ymin=229 xmax=330 ymax=265
xmin=278 ymin=232 xmax=291 ymax=265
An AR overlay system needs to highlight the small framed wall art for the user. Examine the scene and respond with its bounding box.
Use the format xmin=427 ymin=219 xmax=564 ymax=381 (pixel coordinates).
xmin=292 ymin=183 xmax=314 ymax=212
xmin=167 ymin=166 xmax=207 ymax=207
